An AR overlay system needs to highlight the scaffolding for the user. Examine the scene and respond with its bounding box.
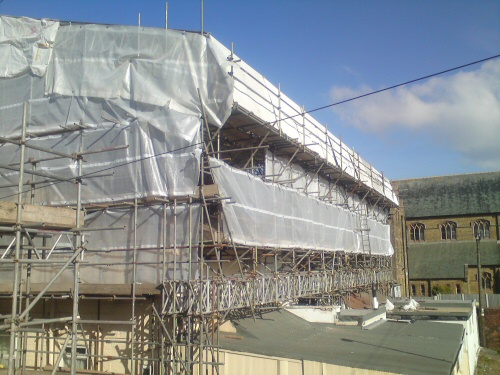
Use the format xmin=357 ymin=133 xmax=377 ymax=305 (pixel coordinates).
xmin=0 ymin=15 xmax=398 ymax=375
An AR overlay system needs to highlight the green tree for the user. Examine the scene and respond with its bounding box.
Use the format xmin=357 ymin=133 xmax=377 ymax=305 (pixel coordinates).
xmin=432 ymin=284 xmax=452 ymax=296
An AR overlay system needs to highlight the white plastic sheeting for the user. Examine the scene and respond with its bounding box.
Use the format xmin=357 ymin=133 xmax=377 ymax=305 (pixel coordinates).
xmin=264 ymin=152 xmax=390 ymax=222
xmin=0 ymin=16 xmax=233 ymax=204
xmin=0 ymin=16 xmax=59 ymax=77
xmin=366 ymin=217 xmax=394 ymax=256
xmin=0 ymin=123 xmax=201 ymax=205
xmin=210 ymin=158 xmax=393 ymax=256
xmin=0 ymin=204 xmax=201 ymax=283
xmin=82 ymin=205 xmax=200 ymax=282
xmin=46 ymin=24 xmax=232 ymax=127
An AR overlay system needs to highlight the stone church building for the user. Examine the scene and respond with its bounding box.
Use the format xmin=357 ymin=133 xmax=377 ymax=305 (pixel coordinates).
xmin=393 ymin=171 xmax=500 ymax=297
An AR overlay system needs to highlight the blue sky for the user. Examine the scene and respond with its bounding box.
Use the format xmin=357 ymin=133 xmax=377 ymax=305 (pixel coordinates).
xmin=1 ymin=0 xmax=499 ymax=180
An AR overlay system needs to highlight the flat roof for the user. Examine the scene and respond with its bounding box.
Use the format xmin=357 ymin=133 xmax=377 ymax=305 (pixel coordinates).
xmin=219 ymin=309 xmax=464 ymax=374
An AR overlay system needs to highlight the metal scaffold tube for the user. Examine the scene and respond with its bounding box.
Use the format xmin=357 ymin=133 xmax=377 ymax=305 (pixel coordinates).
xmin=131 ymin=198 xmax=138 ymax=375
xmin=162 ymin=261 xmax=392 ymax=316
xmin=70 ymin=135 xmax=84 ymax=375
xmin=8 ymin=102 xmax=28 ymax=375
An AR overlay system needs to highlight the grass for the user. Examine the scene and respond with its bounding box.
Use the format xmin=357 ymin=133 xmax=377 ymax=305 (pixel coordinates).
xmin=476 ymin=348 xmax=500 ymax=374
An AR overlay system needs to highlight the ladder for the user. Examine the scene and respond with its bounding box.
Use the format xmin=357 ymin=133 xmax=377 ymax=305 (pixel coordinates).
xmin=357 ymin=207 xmax=372 ymax=267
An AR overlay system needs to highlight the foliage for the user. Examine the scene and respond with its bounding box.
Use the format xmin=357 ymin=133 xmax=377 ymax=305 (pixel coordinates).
xmin=432 ymin=284 xmax=452 ymax=296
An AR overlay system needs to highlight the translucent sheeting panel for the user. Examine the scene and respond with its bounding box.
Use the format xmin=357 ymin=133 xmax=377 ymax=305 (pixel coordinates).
xmin=46 ymin=23 xmax=233 ymax=127
xmin=211 ymin=158 xmax=393 ymax=255
xmin=0 ymin=16 xmax=59 ymax=77
xmin=264 ymin=152 xmax=391 ymax=223
xmin=0 ymin=205 xmax=201 ymax=284
xmin=0 ymin=76 xmax=206 ymax=141
xmin=83 ymin=205 xmax=201 ymax=282
xmin=0 ymin=122 xmax=201 ymax=204
xmin=0 ymin=16 xmax=233 ymax=203
xmin=367 ymin=218 xmax=394 ymax=256
xmin=0 ymin=16 xmax=232 ymax=136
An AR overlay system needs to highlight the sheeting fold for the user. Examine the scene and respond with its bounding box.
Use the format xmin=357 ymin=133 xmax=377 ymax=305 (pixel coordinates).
xmin=0 ymin=16 xmax=233 ymax=203
xmin=0 ymin=16 xmax=59 ymax=77
xmin=210 ymin=158 xmax=393 ymax=256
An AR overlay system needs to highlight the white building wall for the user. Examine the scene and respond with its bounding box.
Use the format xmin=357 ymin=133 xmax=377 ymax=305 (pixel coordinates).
xmin=219 ymin=350 xmax=400 ymax=375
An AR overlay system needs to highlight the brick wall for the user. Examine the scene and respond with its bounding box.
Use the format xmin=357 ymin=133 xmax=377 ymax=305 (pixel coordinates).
xmin=484 ymin=308 xmax=500 ymax=349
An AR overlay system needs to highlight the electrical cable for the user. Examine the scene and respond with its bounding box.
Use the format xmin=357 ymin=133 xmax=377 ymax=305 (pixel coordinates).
xmin=306 ymin=54 xmax=500 ymax=115
xmin=224 ymin=53 xmax=500 ymax=132
xmin=267 ymin=53 xmax=500 ymax=124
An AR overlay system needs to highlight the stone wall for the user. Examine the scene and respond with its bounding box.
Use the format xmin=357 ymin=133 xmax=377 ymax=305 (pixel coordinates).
xmin=390 ymin=205 xmax=407 ymax=297
xmin=406 ymin=214 xmax=498 ymax=243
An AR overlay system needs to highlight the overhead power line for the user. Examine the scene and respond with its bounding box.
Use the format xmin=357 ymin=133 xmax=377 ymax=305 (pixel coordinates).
xmin=293 ymin=53 xmax=500 ymax=118
xmin=233 ymin=53 xmax=500 ymax=131
xmin=1 ymin=54 xmax=498 ymax=200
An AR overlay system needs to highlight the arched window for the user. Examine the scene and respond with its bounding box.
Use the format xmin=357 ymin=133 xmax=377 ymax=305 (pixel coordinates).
xmin=409 ymin=223 xmax=426 ymax=241
xmin=420 ymin=284 xmax=426 ymax=296
xmin=482 ymin=272 xmax=492 ymax=290
xmin=472 ymin=219 xmax=490 ymax=239
xmin=439 ymin=221 xmax=457 ymax=240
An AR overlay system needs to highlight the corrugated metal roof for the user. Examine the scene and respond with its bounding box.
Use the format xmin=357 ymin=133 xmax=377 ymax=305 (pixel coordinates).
xmin=408 ymin=240 xmax=500 ymax=279
xmin=394 ymin=171 xmax=500 ymax=218
xmin=219 ymin=309 xmax=464 ymax=375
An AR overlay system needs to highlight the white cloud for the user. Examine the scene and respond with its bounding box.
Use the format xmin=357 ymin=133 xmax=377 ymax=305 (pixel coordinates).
xmin=330 ymin=59 xmax=500 ymax=169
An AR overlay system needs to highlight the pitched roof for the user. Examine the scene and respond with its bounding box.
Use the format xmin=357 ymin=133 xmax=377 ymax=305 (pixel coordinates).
xmin=219 ymin=309 xmax=464 ymax=375
xmin=394 ymin=171 xmax=500 ymax=218
xmin=408 ymin=240 xmax=500 ymax=279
